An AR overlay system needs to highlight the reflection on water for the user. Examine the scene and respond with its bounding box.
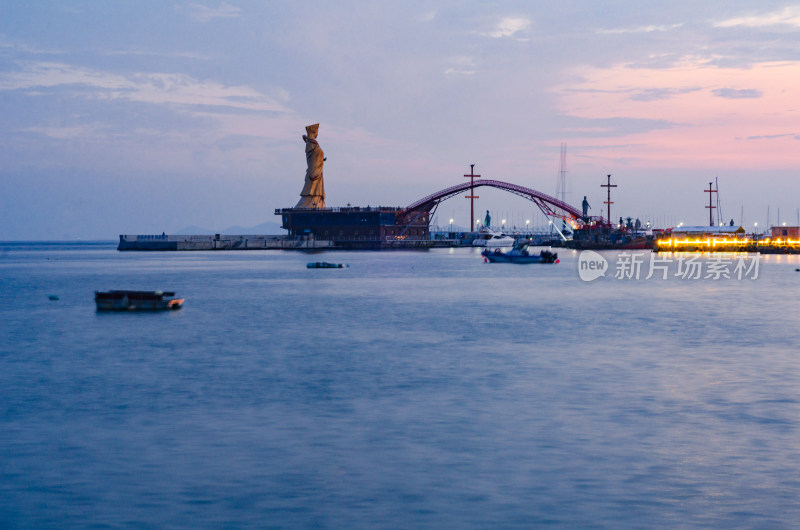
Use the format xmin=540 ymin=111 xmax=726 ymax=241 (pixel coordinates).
xmin=1 ymin=243 xmax=800 ymax=527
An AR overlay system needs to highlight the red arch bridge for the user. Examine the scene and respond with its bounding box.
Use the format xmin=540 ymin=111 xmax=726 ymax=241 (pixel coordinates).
xmin=398 ymin=179 xmax=602 ymax=238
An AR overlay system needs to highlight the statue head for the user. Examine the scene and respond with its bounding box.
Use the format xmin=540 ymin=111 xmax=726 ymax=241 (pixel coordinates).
xmin=305 ymin=123 xmax=319 ymax=139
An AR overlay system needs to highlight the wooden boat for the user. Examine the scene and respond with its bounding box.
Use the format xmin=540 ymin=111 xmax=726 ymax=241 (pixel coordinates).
xmin=95 ymin=290 xmax=184 ymax=311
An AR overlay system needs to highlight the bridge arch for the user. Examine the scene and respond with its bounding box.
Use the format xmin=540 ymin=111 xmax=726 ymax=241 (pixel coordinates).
xmin=398 ymin=179 xmax=597 ymax=229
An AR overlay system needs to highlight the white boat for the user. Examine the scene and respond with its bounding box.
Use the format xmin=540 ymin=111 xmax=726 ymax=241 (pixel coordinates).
xmin=471 ymin=228 xmax=515 ymax=248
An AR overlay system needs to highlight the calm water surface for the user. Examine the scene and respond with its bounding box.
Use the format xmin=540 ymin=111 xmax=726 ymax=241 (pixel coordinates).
xmin=2 ymin=242 xmax=800 ymax=528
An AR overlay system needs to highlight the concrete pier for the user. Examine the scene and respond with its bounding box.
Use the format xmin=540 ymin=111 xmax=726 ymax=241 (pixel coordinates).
xmin=117 ymin=234 xmax=458 ymax=251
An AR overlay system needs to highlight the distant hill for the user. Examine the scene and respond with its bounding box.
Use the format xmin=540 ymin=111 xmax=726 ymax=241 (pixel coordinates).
xmin=175 ymin=221 xmax=285 ymax=235
xmin=174 ymin=225 xmax=213 ymax=235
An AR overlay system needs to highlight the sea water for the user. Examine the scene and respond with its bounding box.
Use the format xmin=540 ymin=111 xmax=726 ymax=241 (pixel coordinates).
xmin=1 ymin=242 xmax=800 ymax=527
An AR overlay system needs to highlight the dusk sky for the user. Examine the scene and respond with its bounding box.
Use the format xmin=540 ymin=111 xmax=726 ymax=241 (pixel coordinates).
xmin=2 ymin=1 xmax=799 ymax=239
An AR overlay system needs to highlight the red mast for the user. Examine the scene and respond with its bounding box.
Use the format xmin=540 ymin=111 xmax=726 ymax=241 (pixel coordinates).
xmin=705 ymin=181 xmax=717 ymax=227
xmin=601 ymin=174 xmax=616 ymax=225
xmin=464 ymin=164 xmax=480 ymax=231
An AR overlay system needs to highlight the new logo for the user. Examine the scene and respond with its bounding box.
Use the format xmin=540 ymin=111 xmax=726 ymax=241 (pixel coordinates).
xmin=578 ymin=250 xmax=608 ymax=282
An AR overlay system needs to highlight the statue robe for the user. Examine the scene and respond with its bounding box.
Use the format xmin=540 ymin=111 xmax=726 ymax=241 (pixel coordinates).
xmin=295 ymin=134 xmax=326 ymax=208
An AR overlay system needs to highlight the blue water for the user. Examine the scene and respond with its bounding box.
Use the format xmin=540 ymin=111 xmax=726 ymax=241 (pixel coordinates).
xmin=2 ymin=242 xmax=800 ymax=527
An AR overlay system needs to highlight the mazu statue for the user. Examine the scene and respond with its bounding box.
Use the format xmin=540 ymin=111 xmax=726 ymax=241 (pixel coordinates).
xmin=295 ymin=123 xmax=326 ymax=208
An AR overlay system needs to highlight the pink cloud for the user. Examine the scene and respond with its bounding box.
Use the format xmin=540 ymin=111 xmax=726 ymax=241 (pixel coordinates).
xmin=553 ymin=59 xmax=800 ymax=169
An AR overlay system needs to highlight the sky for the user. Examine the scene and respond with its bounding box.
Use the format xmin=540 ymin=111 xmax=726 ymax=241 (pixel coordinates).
xmin=1 ymin=1 xmax=799 ymax=239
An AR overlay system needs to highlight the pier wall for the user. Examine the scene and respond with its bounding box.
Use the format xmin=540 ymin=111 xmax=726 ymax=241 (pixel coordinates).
xmin=118 ymin=234 xmax=454 ymax=251
xmin=119 ymin=234 xmax=336 ymax=251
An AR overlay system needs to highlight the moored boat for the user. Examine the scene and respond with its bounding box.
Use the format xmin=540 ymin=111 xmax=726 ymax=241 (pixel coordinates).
xmin=482 ymin=244 xmax=558 ymax=264
xmin=471 ymin=228 xmax=515 ymax=248
xmin=307 ymin=262 xmax=348 ymax=268
xmin=95 ymin=290 xmax=184 ymax=311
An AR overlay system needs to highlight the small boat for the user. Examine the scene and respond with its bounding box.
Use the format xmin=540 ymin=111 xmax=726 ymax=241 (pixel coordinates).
xmin=471 ymin=228 xmax=515 ymax=249
xmin=307 ymin=262 xmax=348 ymax=269
xmin=95 ymin=290 xmax=184 ymax=311
xmin=482 ymin=244 xmax=558 ymax=264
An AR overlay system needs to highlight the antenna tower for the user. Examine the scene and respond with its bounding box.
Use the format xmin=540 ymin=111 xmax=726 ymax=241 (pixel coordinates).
xmin=556 ymin=144 xmax=567 ymax=203
xmin=556 ymin=143 xmax=567 ymax=231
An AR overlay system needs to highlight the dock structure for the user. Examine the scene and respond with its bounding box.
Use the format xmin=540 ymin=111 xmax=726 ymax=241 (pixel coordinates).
xmin=275 ymin=205 xmax=432 ymax=250
xmin=117 ymin=230 xmax=452 ymax=251
xmin=118 ymin=234 xmax=335 ymax=251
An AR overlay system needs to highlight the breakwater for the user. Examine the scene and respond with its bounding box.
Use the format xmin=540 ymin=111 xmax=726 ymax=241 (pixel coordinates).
xmin=117 ymin=234 xmax=455 ymax=251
